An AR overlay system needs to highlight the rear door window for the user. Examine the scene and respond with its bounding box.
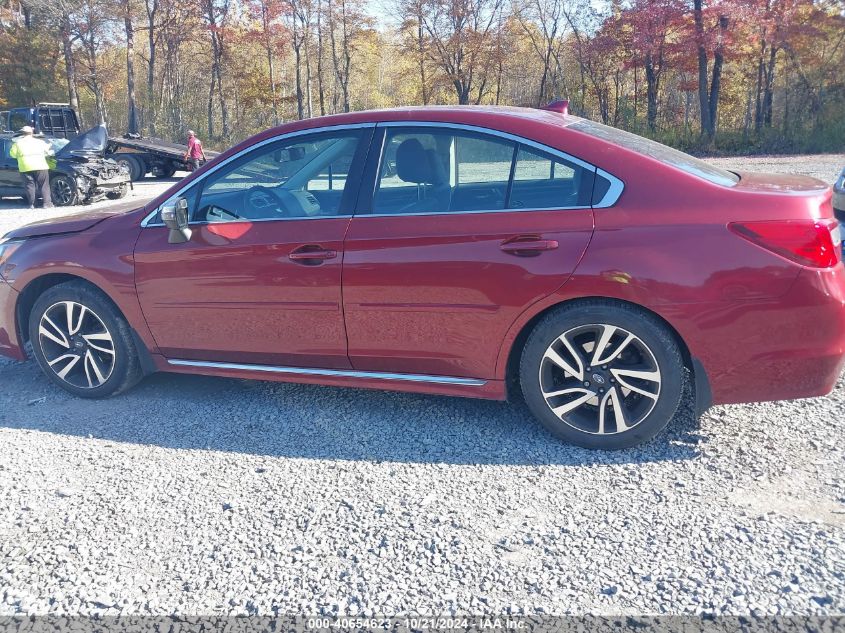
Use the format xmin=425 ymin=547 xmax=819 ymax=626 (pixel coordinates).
xmin=370 ymin=126 xmax=597 ymax=215
xmin=372 ymin=128 xmax=515 ymax=215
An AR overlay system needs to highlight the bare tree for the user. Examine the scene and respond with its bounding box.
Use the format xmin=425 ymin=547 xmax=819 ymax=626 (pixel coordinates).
xmin=26 ymin=0 xmax=83 ymax=119
xmin=120 ymin=0 xmax=139 ymax=133
xmin=198 ymin=0 xmax=231 ymax=138
xmin=693 ymin=0 xmax=728 ymax=144
xmin=397 ymin=0 xmax=431 ymax=104
xmin=249 ymin=0 xmax=285 ymax=123
xmin=327 ymin=0 xmax=363 ymax=112
xmin=316 ymin=0 xmax=326 ymax=114
xmin=72 ymin=0 xmax=112 ymax=124
xmin=410 ymin=0 xmax=505 ymax=105
xmin=143 ymin=0 xmax=159 ymax=134
xmin=514 ymin=0 xmax=567 ymax=106
xmin=286 ymin=0 xmax=313 ymax=118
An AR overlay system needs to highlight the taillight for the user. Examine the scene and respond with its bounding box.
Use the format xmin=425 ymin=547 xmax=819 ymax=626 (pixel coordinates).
xmin=728 ymin=219 xmax=842 ymax=268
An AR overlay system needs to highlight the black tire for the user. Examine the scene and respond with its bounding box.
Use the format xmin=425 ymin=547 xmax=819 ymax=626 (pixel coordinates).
xmin=151 ymin=163 xmax=176 ymax=178
xmin=106 ymin=184 xmax=128 ymax=200
xmin=50 ymin=174 xmax=79 ymax=206
xmin=519 ymin=300 xmax=684 ymax=450
xmin=29 ymin=281 xmax=143 ymax=399
xmin=114 ymin=155 xmax=144 ymax=181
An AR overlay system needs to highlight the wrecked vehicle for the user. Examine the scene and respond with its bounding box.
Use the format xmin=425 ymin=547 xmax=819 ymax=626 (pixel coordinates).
xmin=0 ymin=124 xmax=131 ymax=206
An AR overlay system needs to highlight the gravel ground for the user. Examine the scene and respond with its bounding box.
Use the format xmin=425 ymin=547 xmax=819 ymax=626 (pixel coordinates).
xmin=1 ymin=155 xmax=844 ymax=618
xmin=0 ymin=175 xmax=181 ymax=238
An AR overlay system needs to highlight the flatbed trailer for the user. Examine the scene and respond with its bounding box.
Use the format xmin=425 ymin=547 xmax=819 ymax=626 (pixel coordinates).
xmin=106 ymin=135 xmax=220 ymax=181
xmin=1 ymin=103 xmax=220 ymax=182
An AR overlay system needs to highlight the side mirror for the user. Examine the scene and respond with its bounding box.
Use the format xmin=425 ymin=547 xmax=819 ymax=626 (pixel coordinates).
xmin=160 ymin=197 xmax=192 ymax=244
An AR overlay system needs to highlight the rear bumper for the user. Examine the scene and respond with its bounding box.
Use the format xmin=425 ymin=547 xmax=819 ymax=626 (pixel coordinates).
xmin=704 ymin=264 xmax=845 ymax=405
xmin=0 ymin=276 xmax=24 ymax=360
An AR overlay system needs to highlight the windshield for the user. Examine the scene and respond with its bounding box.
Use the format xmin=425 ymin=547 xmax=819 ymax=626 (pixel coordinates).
xmin=570 ymin=119 xmax=739 ymax=187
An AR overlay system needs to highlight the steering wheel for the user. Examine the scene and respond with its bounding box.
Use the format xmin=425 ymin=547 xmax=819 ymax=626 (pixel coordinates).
xmin=245 ymin=185 xmax=289 ymax=217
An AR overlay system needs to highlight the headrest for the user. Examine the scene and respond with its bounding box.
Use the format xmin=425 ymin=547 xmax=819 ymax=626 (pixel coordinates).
xmin=396 ymin=138 xmax=444 ymax=185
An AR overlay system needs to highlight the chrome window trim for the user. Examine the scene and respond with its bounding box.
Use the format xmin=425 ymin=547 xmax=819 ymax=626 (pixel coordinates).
xmin=168 ymin=215 xmax=354 ymax=227
xmin=593 ymin=168 xmax=625 ymax=208
xmin=140 ymin=122 xmax=377 ymax=228
xmin=167 ymin=358 xmax=487 ymax=386
xmin=141 ymin=119 xmax=625 ymax=227
xmin=373 ymin=121 xmax=625 ymax=212
xmin=362 ymin=206 xmax=588 ymax=219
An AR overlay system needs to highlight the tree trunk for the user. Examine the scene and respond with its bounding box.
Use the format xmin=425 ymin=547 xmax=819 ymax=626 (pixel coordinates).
xmin=145 ymin=0 xmax=158 ymax=136
xmin=645 ymin=53 xmax=658 ymax=132
xmin=294 ymin=40 xmax=304 ymax=119
xmin=85 ymin=30 xmax=108 ymax=124
xmin=762 ymin=45 xmax=776 ymax=128
xmin=209 ymin=29 xmax=229 ymax=137
xmin=262 ymin=1 xmax=279 ymax=125
xmin=537 ymin=46 xmax=551 ymax=107
xmin=146 ymin=8 xmax=157 ymax=135
xmin=207 ymin=67 xmax=215 ymax=137
xmin=416 ymin=8 xmax=428 ymax=104
xmin=694 ymin=0 xmax=712 ymax=142
xmin=454 ymin=80 xmax=470 ymax=105
xmin=707 ymin=14 xmax=728 ymax=138
xmin=340 ymin=0 xmax=351 ymax=112
xmin=316 ymin=0 xmax=326 ymax=115
xmin=124 ymin=7 xmax=138 ymax=135
xmin=754 ymin=38 xmax=766 ymax=132
xmin=302 ymin=13 xmax=313 ymax=117
xmin=60 ymin=16 xmax=81 ymax=123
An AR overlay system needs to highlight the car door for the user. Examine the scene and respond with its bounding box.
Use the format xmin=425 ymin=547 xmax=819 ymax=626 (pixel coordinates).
xmin=0 ymin=140 xmax=21 ymax=192
xmin=134 ymin=125 xmax=373 ymax=369
xmin=341 ymin=124 xmax=597 ymax=380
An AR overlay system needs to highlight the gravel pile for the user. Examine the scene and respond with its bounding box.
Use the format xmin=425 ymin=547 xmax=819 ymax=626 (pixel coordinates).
xmin=0 ymin=155 xmax=844 ymax=617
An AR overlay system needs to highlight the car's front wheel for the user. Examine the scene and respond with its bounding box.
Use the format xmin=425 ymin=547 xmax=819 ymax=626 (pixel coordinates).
xmin=29 ymin=281 xmax=143 ymax=398
xmin=519 ymin=301 xmax=684 ymax=450
xmin=50 ymin=175 xmax=79 ymax=206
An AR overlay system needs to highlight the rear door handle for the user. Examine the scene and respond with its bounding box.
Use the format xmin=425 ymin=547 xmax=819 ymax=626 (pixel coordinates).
xmin=289 ymin=245 xmax=338 ymax=264
xmin=500 ymin=238 xmax=559 ymax=256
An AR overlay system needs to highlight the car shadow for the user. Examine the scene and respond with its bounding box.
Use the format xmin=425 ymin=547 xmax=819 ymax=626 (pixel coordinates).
xmin=0 ymin=357 xmax=703 ymax=466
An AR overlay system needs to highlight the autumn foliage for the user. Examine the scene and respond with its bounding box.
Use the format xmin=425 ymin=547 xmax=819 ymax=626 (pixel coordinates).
xmin=0 ymin=0 xmax=842 ymax=153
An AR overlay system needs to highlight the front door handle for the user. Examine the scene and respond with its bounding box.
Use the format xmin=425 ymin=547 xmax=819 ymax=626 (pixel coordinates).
xmin=289 ymin=245 xmax=338 ymax=264
xmin=500 ymin=237 xmax=559 ymax=256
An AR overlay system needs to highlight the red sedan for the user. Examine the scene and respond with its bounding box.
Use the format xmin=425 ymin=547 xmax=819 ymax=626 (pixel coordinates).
xmin=1 ymin=105 xmax=843 ymax=450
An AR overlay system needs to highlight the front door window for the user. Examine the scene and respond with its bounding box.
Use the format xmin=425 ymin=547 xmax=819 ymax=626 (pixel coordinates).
xmin=191 ymin=130 xmax=365 ymax=223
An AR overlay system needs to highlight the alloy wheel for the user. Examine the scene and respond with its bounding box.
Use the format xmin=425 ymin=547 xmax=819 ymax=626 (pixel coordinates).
xmin=538 ymin=323 xmax=661 ymax=435
xmin=51 ymin=177 xmax=76 ymax=206
xmin=38 ymin=301 xmax=116 ymax=389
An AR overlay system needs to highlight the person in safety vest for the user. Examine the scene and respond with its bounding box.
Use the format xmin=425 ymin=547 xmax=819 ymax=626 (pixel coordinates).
xmin=9 ymin=126 xmax=54 ymax=208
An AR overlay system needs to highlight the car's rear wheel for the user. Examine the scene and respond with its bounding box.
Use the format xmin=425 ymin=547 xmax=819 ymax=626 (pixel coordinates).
xmin=50 ymin=175 xmax=79 ymax=206
xmin=29 ymin=282 xmax=143 ymax=398
xmin=519 ymin=301 xmax=684 ymax=450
